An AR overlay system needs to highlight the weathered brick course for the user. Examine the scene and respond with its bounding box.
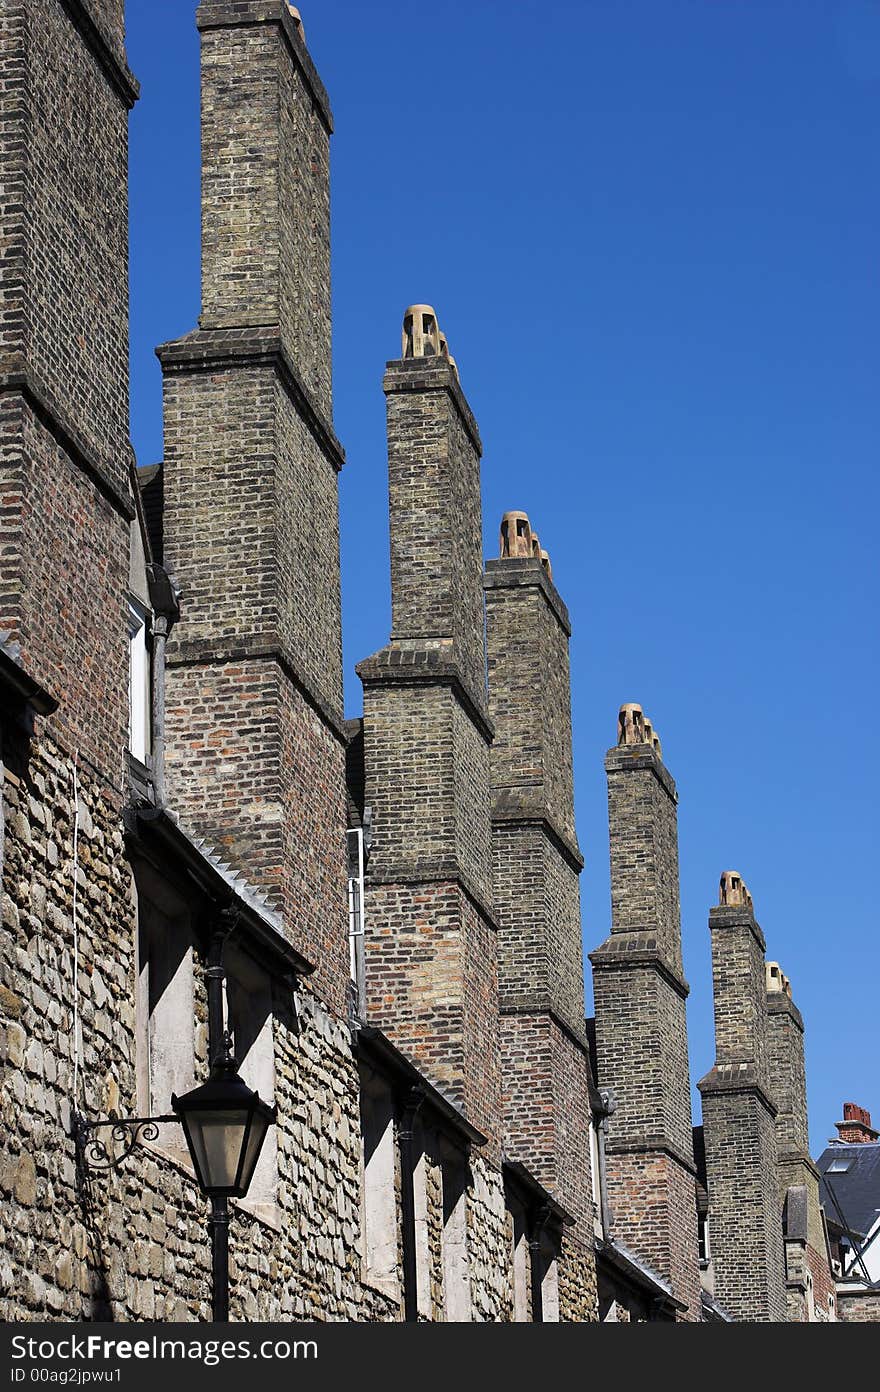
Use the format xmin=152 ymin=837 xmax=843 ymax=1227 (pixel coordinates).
xmin=698 ymin=900 xmax=786 ymax=1321
xmin=159 ymin=1 xmax=348 ymax=1012
xmin=484 ymin=543 xmax=598 ymax=1317
xmin=590 ymin=737 xmax=701 ymax=1319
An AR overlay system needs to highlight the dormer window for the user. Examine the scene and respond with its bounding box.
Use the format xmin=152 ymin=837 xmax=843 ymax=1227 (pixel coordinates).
xmin=128 ymin=596 xmax=151 ymax=764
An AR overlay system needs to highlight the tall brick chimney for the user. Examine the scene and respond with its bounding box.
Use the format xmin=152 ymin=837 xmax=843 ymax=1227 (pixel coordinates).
xmin=0 ymin=0 xmax=137 ymax=774
xmin=356 ymin=309 xmax=500 ymax=1142
xmin=835 ymin=1103 xmax=878 ymax=1145
xmin=158 ymin=1 xmax=350 ymax=1011
xmin=589 ymin=707 xmax=701 ymax=1320
xmin=765 ymin=961 xmax=837 ymax=1320
xmin=484 ymin=511 xmax=597 ymax=1303
xmin=698 ymin=874 xmax=786 ymax=1321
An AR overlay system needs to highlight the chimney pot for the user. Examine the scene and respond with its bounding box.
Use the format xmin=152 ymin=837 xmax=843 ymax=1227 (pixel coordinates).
xmin=286 ymin=5 xmax=305 ymax=39
xmin=402 ymin=304 xmax=442 ymax=360
xmin=617 ymin=702 xmax=646 ymax=746
xmin=835 ymin=1103 xmax=878 ymax=1143
xmin=499 ymin=511 xmax=533 ymax=559
xmin=719 ymin=870 xmax=752 ymax=909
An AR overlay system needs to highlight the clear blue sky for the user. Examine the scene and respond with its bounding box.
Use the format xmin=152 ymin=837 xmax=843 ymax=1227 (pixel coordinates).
xmin=127 ymin=1 xmax=879 ymax=1154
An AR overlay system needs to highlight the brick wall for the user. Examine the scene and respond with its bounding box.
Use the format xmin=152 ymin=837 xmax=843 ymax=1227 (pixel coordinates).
xmin=589 ymin=735 xmax=701 ymax=1319
xmin=196 ymin=1 xmax=332 ymax=415
xmin=766 ymin=975 xmax=837 ymax=1319
xmin=483 ymin=542 xmax=597 ymax=1315
xmin=0 ymin=0 xmax=135 ymax=775
xmin=838 ymin=1290 xmax=880 ymax=1323
xmin=357 ymin=344 xmax=501 ymax=1150
xmin=383 ymin=357 xmax=486 ymax=708
xmin=698 ymin=900 xmax=786 ymax=1321
xmin=159 ymin=1 xmax=349 ymax=1014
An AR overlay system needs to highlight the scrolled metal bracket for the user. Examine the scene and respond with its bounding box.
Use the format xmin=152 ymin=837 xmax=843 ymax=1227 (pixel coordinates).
xmin=72 ymin=1109 xmax=179 ymax=1174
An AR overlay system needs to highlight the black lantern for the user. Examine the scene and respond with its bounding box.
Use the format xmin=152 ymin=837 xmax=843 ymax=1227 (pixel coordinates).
xmin=172 ymin=1051 xmax=276 ymax=1199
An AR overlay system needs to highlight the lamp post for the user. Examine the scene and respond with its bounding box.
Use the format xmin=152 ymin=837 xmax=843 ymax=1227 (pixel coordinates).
xmin=74 ymin=1044 xmax=275 ymax=1323
xmin=171 ymin=1043 xmax=277 ymax=1322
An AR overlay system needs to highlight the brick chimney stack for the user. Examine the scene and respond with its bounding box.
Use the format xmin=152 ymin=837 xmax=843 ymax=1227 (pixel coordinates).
xmin=158 ymin=1 xmax=350 ymax=1010
xmin=765 ymin=960 xmax=835 ymax=1320
xmin=698 ymin=874 xmax=786 ymax=1321
xmin=589 ymin=706 xmax=701 ymax=1320
xmin=835 ymin=1103 xmax=879 ymax=1145
xmin=484 ymin=510 xmax=598 ymax=1312
xmin=356 ymin=308 xmax=500 ymax=1143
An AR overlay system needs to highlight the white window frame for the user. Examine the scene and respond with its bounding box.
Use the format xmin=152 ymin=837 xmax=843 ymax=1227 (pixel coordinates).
xmin=127 ymin=596 xmax=151 ymax=764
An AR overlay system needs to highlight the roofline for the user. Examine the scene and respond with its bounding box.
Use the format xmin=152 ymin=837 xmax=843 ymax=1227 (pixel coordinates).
xmin=595 ymin=1238 xmax=687 ymax=1314
xmin=354 ymin=1025 xmax=487 ymax=1150
xmin=502 ymin=1158 xmax=576 ymax=1229
xmin=0 ymin=642 xmax=58 ymax=717
xmin=125 ymin=803 xmax=314 ymax=980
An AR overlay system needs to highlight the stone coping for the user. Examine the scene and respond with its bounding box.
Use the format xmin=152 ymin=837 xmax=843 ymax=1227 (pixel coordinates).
xmin=196 ymin=1 xmax=333 ymax=133
xmin=382 ymin=356 xmax=482 ymax=456
xmin=483 ymin=556 xmax=572 ymax=637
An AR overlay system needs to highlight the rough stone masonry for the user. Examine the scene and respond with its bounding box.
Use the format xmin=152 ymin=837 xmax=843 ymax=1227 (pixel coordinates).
xmin=0 ymin=0 xmax=854 ymax=1325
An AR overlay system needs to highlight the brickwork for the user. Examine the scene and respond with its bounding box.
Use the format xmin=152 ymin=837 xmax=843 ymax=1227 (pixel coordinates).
xmin=196 ymin=1 xmax=332 ymax=416
xmin=0 ymin=0 xmax=846 ymax=1328
xmin=838 ymin=1290 xmax=880 ymax=1322
xmin=356 ymin=341 xmax=500 ymax=1150
xmin=698 ymin=898 xmax=786 ymax=1321
xmin=383 ymin=357 xmax=486 ymax=707
xmin=163 ymin=661 xmax=349 ymax=1011
xmin=766 ymin=971 xmax=836 ymax=1319
xmin=590 ymin=734 xmax=701 ymax=1319
xmin=0 ymin=0 xmax=134 ymax=775
xmin=159 ymin=2 xmax=349 ymax=1013
xmin=483 ymin=538 xmax=597 ymax=1317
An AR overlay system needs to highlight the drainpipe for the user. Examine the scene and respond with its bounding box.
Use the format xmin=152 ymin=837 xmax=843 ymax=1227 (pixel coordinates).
xmin=597 ymin=1089 xmax=616 ymax=1237
xmin=398 ymin=1085 xmax=425 ymax=1323
xmin=204 ymin=913 xmax=236 ymax=1323
xmin=145 ymin=563 xmax=179 ymax=809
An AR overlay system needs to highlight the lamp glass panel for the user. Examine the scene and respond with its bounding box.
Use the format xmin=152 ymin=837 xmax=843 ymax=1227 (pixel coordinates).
xmin=237 ymin=1112 xmax=271 ymax=1194
xmin=183 ymin=1111 xmax=249 ymax=1193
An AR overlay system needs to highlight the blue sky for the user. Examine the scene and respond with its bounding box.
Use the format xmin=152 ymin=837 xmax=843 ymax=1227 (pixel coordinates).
xmin=127 ymin=1 xmax=879 ymax=1154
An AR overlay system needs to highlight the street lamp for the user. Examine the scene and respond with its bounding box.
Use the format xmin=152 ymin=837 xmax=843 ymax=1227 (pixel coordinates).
xmin=171 ymin=1043 xmax=276 ymax=1323
xmin=74 ymin=1039 xmax=275 ymax=1323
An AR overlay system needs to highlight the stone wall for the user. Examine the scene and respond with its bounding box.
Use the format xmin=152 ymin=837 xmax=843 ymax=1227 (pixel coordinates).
xmin=0 ymin=720 xmax=402 ymax=1322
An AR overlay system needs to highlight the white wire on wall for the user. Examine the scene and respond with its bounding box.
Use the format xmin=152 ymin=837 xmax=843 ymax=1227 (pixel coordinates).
xmin=71 ymin=752 xmax=82 ymax=1109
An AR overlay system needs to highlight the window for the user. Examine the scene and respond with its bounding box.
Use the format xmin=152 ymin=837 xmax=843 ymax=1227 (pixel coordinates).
xmin=225 ymin=945 xmax=278 ymax=1214
xmin=539 ymin=1230 xmax=561 ymax=1322
xmin=698 ymin=1213 xmax=711 ymax=1266
xmin=506 ymin=1191 xmax=530 ymax=1322
xmin=347 ymin=828 xmax=365 ymax=1018
xmin=440 ymin=1144 xmax=472 ymax=1321
xmin=135 ymin=889 xmax=194 ymax=1160
xmin=128 ymin=597 xmax=151 ymax=764
xmin=358 ymin=1068 xmax=400 ymax=1300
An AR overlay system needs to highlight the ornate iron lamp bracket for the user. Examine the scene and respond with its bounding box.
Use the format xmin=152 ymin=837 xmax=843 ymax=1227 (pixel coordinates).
xmin=73 ymin=1110 xmax=178 ymax=1173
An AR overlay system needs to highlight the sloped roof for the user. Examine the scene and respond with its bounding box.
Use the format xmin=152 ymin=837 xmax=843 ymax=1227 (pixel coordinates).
xmin=817 ymin=1142 xmax=880 ymax=1241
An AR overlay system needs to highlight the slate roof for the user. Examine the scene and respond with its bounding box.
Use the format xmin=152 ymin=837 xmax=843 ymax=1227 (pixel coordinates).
xmin=816 ymin=1142 xmax=880 ymax=1241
